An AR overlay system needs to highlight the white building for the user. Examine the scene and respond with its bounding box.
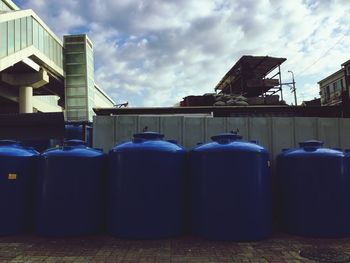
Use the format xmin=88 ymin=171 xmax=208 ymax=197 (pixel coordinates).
xmin=0 ymin=0 xmax=115 ymax=121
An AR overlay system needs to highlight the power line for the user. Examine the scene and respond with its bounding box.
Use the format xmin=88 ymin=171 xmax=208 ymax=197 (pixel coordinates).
xmin=297 ymin=34 xmax=346 ymax=75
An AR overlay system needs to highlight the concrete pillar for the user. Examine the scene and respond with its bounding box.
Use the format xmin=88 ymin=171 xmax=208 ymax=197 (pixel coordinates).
xmin=19 ymin=86 xmax=33 ymax=113
xmin=2 ymin=69 xmax=49 ymax=113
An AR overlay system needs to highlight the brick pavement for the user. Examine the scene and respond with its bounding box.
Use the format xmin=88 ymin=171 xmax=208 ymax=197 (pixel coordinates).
xmin=0 ymin=234 xmax=350 ymax=262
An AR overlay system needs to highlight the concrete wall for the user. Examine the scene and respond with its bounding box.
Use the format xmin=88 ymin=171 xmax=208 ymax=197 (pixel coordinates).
xmin=93 ymin=115 xmax=350 ymax=160
xmin=33 ymin=95 xmax=61 ymax=112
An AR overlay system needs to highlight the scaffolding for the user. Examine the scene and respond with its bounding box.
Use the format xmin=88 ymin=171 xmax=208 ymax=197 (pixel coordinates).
xmin=215 ymin=55 xmax=287 ymax=100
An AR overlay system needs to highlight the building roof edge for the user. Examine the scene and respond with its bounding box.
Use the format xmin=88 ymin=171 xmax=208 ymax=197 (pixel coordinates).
xmin=317 ymin=68 xmax=344 ymax=85
xmin=94 ymin=83 xmax=115 ymax=105
xmin=3 ymin=0 xmax=19 ymax=10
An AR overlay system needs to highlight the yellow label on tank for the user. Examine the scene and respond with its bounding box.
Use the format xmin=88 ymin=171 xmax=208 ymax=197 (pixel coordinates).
xmin=8 ymin=174 xmax=17 ymax=180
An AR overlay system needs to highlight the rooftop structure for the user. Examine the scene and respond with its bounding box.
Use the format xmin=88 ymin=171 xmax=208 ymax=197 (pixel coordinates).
xmin=215 ymin=55 xmax=286 ymax=99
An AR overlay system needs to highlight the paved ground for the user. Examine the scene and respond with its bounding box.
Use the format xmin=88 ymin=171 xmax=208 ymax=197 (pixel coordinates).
xmin=1 ymin=234 xmax=350 ymax=262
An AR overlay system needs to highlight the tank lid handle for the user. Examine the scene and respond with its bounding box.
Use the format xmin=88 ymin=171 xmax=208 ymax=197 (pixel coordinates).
xmin=0 ymin=140 xmax=18 ymax=146
xmin=64 ymin=139 xmax=86 ymax=146
xmin=299 ymin=140 xmax=323 ymax=148
xmin=133 ymin=132 xmax=164 ymax=140
xmin=211 ymin=133 xmax=242 ymax=142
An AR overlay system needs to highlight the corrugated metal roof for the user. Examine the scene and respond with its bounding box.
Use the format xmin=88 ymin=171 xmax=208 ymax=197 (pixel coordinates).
xmin=215 ymin=55 xmax=286 ymax=95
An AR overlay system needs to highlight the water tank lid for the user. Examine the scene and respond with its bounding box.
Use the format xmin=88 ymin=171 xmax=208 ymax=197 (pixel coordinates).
xmin=299 ymin=140 xmax=323 ymax=148
xmin=0 ymin=140 xmax=38 ymax=156
xmin=0 ymin=140 xmax=18 ymax=146
xmin=211 ymin=133 xmax=242 ymax=143
xmin=64 ymin=139 xmax=86 ymax=146
xmin=133 ymin=132 xmax=164 ymax=140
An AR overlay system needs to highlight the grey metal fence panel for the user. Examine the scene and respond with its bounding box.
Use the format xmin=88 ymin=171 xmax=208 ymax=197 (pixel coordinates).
xmin=92 ymin=115 xmax=115 ymax=153
xmin=115 ymin=116 xmax=138 ymax=144
xmin=93 ymin=116 xmax=350 ymax=156
xmin=183 ymin=117 xmax=205 ymax=148
xmin=205 ymin=117 xmax=226 ymax=143
xmin=317 ymin=118 xmax=340 ymax=148
xmin=294 ymin=117 xmax=318 ymax=146
xmin=271 ymin=118 xmax=295 ymax=159
xmin=160 ymin=116 xmax=184 ymax=144
xmin=248 ymin=117 xmax=271 ymax=150
xmin=138 ymin=116 xmax=160 ymax=133
xmin=226 ymin=117 xmax=249 ymax=139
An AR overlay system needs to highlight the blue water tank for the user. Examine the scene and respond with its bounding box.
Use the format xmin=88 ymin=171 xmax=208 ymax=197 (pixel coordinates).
xmin=277 ymin=140 xmax=349 ymax=237
xmin=108 ymin=132 xmax=187 ymax=239
xmin=274 ymin=148 xmax=292 ymax=230
xmin=0 ymin=140 xmax=39 ymax=235
xmin=65 ymin=123 xmax=93 ymax=147
xmin=36 ymin=140 xmax=106 ymax=237
xmin=21 ymin=139 xmax=51 ymax=153
xmin=190 ymin=133 xmax=272 ymax=241
xmin=64 ymin=124 xmax=83 ymax=141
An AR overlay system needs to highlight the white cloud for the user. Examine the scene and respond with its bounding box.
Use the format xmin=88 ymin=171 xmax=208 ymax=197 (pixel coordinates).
xmin=297 ymin=83 xmax=320 ymax=103
xmin=16 ymin=0 xmax=350 ymax=106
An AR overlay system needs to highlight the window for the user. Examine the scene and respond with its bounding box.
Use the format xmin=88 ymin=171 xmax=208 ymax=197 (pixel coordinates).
xmin=65 ymin=43 xmax=85 ymax=52
xmin=27 ymin=17 xmax=33 ymax=46
xmin=58 ymin=45 xmax=63 ymax=68
xmin=20 ymin=17 xmax=27 ymax=49
xmin=66 ymin=76 xmax=86 ymax=86
xmin=38 ymin=25 xmax=44 ymax=52
xmin=43 ymin=30 xmax=49 ymax=57
xmin=53 ymin=40 xmax=57 ymax=65
xmin=55 ymin=42 xmax=60 ymax=66
xmin=66 ymin=87 xmax=86 ymax=96
xmin=65 ymin=36 xmax=85 ymax=43
xmin=49 ymin=36 xmax=54 ymax=61
xmin=347 ymin=65 xmax=350 ymax=76
xmin=65 ymin=53 xmax=85 ymax=64
xmin=67 ymin=110 xmax=88 ymax=120
xmin=14 ymin=19 xmax=20 ymax=52
xmin=7 ymin=20 xmax=14 ymax=55
xmin=325 ymin=86 xmax=330 ymax=101
xmin=336 ymin=79 xmax=342 ymax=93
xmin=66 ymin=64 xmax=85 ymax=75
xmin=67 ymin=97 xmax=87 ymax=107
xmin=0 ymin=22 xmax=7 ymax=58
xmin=33 ymin=19 xmax=38 ymax=48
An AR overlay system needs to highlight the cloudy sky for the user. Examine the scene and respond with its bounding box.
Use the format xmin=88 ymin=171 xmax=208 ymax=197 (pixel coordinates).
xmin=13 ymin=0 xmax=350 ymax=106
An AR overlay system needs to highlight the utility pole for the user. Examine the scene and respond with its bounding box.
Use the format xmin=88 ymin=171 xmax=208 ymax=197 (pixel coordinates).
xmin=288 ymin=70 xmax=297 ymax=106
